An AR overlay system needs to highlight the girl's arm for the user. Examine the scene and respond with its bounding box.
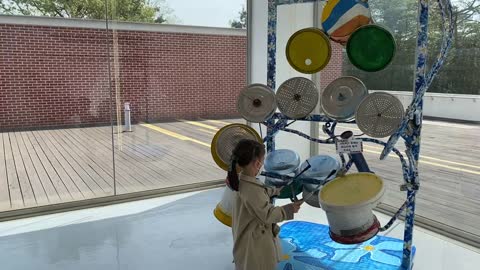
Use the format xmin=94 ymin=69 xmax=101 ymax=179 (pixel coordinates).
xmin=240 ymin=185 xmax=294 ymax=224
xmin=265 ymin=186 xmax=282 ymax=197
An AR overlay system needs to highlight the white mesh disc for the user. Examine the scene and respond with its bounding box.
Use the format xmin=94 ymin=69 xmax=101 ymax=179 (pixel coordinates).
xmin=321 ymin=76 xmax=368 ymax=121
xmin=355 ymin=92 xmax=404 ymax=138
xmin=276 ymin=77 xmax=319 ymax=119
xmin=237 ymin=84 xmax=277 ymax=123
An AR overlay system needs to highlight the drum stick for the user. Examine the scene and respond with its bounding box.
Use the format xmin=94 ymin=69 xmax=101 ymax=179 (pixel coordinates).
xmin=288 ymin=162 xmax=311 ymax=185
xmin=301 ymin=169 xmax=337 ymax=203
xmin=288 ymin=162 xmax=312 ymax=202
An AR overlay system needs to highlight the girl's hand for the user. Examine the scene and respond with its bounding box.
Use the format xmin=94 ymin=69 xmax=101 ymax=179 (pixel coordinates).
xmin=292 ymin=199 xmax=303 ymax=213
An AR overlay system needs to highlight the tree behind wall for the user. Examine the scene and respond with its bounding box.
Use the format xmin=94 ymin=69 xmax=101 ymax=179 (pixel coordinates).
xmin=343 ymin=0 xmax=480 ymax=95
xmin=230 ymin=6 xmax=246 ymax=29
xmin=0 ymin=0 xmax=174 ymax=23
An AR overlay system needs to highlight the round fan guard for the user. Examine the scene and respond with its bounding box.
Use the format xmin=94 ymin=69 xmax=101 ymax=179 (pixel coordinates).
xmin=276 ymin=77 xmax=319 ymax=119
xmin=211 ymin=124 xmax=263 ymax=171
xmin=355 ymin=92 xmax=404 ymax=138
xmin=237 ymin=84 xmax=277 ymax=123
xmin=321 ymin=76 xmax=368 ymax=121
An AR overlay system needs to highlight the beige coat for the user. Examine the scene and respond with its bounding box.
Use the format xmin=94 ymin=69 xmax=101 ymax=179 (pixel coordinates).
xmin=232 ymin=174 xmax=294 ymax=270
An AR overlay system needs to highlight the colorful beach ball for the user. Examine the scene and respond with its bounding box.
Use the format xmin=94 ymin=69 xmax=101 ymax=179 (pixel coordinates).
xmin=322 ymin=0 xmax=372 ymax=45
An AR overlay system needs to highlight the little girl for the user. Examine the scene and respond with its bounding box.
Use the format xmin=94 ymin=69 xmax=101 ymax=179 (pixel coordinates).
xmin=228 ymin=139 xmax=302 ymax=270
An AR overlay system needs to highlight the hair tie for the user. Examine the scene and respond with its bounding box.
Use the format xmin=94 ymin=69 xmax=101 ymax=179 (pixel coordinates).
xmin=229 ymin=155 xmax=238 ymax=172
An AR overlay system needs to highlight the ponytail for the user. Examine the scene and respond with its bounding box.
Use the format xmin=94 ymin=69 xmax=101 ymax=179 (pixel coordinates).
xmin=226 ymin=139 xmax=265 ymax=192
xmin=227 ymin=156 xmax=239 ymax=191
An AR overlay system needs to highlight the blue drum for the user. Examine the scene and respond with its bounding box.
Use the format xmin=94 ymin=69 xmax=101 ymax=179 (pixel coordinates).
xmin=299 ymin=155 xmax=341 ymax=208
xmin=264 ymin=149 xmax=302 ymax=199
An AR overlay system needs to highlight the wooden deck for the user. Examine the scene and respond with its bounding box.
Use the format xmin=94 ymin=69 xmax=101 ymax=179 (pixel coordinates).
xmin=325 ymin=121 xmax=480 ymax=237
xmin=0 ymin=119 xmax=479 ymax=238
xmin=0 ymin=120 xmax=237 ymax=211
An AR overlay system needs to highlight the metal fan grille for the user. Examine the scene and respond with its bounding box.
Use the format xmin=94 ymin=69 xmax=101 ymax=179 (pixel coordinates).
xmin=237 ymin=84 xmax=276 ymax=123
xmin=276 ymin=77 xmax=319 ymax=119
xmin=215 ymin=125 xmax=261 ymax=168
xmin=356 ymin=92 xmax=404 ymax=138
xmin=321 ymin=76 xmax=368 ymax=121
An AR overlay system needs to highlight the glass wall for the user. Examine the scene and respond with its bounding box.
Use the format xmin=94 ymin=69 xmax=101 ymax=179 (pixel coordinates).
xmin=342 ymin=0 xmax=480 ymax=240
xmin=0 ymin=0 xmax=247 ymax=213
xmin=106 ymin=0 xmax=246 ymax=194
xmin=0 ymin=3 xmax=115 ymax=211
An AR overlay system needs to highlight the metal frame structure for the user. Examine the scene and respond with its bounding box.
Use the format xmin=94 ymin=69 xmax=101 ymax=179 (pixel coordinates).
xmin=256 ymin=0 xmax=454 ymax=269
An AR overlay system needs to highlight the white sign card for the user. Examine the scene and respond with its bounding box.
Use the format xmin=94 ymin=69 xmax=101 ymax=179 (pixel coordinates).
xmin=336 ymin=138 xmax=363 ymax=154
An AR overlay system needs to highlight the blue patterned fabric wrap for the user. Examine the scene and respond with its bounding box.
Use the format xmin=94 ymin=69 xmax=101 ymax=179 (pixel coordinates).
xmin=278 ymin=221 xmax=416 ymax=270
xmin=380 ymin=192 xmax=416 ymax=232
xmin=266 ymin=0 xmax=277 ymax=153
xmin=267 ymin=0 xmax=277 ymax=91
xmin=380 ymin=0 xmax=454 ymax=161
xmin=270 ymin=113 xmax=340 ymax=123
xmin=402 ymin=2 xmax=430 ymax=268
xmin=359 ymin=138 xmax=410 ymax=184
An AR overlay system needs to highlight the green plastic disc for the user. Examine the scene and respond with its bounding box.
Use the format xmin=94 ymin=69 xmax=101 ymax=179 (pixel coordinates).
xmin=277 ymin=180 xmax=303 ymax=199
xmin=346 ymin=24 xmax=396 ymax=72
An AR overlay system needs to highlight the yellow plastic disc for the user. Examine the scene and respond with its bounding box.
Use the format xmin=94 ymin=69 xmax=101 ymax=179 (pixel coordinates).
xmin=286 ymin=28 xmax=332 ymax=74
xmin=211 ymin=124 xmax=262 ymax=171
xmin=213 ymin=204 xmax=232 ymax=227
xmin=320 ymin=173 xmax=384 ymax=206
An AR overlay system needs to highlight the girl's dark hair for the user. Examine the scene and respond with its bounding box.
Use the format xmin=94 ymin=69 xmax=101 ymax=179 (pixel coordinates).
xmin=227 ymin=139 xmax=265 ymax=191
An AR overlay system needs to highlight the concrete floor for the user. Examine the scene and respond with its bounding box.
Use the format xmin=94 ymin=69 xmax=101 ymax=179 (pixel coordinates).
xmin=0 ymin=188 xmax=479 ymax=270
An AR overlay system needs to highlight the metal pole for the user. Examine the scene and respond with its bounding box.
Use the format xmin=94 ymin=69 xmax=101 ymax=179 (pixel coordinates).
xmin=104 ymin=0 xmax=117 ymax=196
xmin=310 ymin=0 xmax=321 ymax=157
xmin=246 ymin=0 xmax=253 ymax=129
xmin=247 ymin=0 xmax=253 ymax=86
xmin=124 ymin=102 xmax=132 ymax=132
xmin=266 ymin=0 xmax=277 ymax=153
xmin=402 ymin=0 xmax=429 ymax=268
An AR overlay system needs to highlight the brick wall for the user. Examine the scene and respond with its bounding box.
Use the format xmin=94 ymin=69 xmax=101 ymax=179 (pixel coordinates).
xmin=117 ymin=31 xmax=247 ymax=124
xmin=320 ymin=42 xmax=344 ymax=90
xmin=0 ymin=17 xmax=342 ymax=130
xmin=0 ymin=24 xmax=111 ymax=130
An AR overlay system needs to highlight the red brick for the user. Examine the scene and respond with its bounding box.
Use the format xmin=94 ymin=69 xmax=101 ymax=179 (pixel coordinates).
xmin=0 ymin=24 xmax=342 ymax=130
